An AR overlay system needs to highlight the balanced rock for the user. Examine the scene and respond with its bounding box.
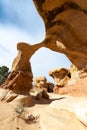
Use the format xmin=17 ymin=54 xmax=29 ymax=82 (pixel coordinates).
xmin=49 ymin=68 xmax=71 ymax=86
xmin=49 ymin=68 xmax=71 ymax=94
xmin=1 ymin=42 xmax=45 ymax=94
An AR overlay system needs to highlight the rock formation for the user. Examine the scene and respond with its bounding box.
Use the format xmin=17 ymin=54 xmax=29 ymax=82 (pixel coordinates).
xmin=36 ymin=90 xmax=49 ymax=100
xmin=69 ymin=64 xmax=87 ymax=80
xmin=33 ymin=76 xmax=54 ymax=92
xmin=33 ymin=0 xmax=87 ymax=71
xmin=49 ymin=68 xmax=71 ymax=86
xmin=1 ymin=42 xmax=45 ymax=94
xmin=46 ymin=81 xmax=54 ymax=92
xmin=33 ymin=76 xmax=47 ymax=89
xmin=49 ymin=68 xmax=70 ymax=93
xmin=34 ymin=93 xmax=87 ymax=130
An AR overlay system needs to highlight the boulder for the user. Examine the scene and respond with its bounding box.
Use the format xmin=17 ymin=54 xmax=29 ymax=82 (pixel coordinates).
xmin=46 ymin=82 xmax=54 ymax=92
xmin=36 ymin=90 xmax=49 ymax=100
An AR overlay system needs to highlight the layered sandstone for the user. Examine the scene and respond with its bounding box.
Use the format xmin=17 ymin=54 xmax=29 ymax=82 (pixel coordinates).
xmin=1 ymin=42 xmax=45 ymax=94
xmin=49 ymin=68 xmax=70 ymax=86
xmin=49 ymin=68 xmax=70 ymax=93
xmin=33 ymin=0 xmax=87 ymax=71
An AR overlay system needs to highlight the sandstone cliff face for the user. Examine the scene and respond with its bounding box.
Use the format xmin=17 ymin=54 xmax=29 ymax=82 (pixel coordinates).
xmin=33 ymin=0 xmax=87 ymax=71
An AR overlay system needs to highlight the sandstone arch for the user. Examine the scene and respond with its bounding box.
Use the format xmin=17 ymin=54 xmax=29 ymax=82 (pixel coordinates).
xmin=1 ymin=42 xmax=45 ymax=94
xmin=1 ymin=0 xmax=87 ymax=95
xmin=33 ymin=0 xmax=87 ymax=71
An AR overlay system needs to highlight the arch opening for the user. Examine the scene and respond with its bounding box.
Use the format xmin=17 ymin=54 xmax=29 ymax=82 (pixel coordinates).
xmin=30 ymin=47 xmax=71 ymax=83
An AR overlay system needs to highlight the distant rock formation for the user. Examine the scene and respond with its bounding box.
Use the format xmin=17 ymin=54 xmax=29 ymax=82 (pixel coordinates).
xmin=49 ymin=68 xmax=71 ymax=93
xmin=33 ymin=76 xmax=54 ymax=92
xmin=33 ymin=0 xmax=87 ymax=71
xmin=48 ymin=65 xmax=87 ymax=95
xmin=1 ymin=42 xmax=45 ymax=94
xmin=49 ymin=68 xmax=71 ymax=86
xmin=33 ymin=76 xmax=47 ymax=90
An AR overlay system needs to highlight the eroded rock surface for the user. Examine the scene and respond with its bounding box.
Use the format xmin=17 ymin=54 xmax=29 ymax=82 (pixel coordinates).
xmin=1 ymin=71 xmax=32 ymax=94
xmin=33 ymin=76 xmax=47 ymax=91
xmin=40 ymin=94 xmax=87 ymax=130
xmin=49 ymin=68 xmax=70 ymax=86
xmin=33 ymin=0 xmax=87 ymax=71
xmin=33 ymin=76 xmax=54 ymax=92
xmin=1 ymin=42 xmax=45 ymax=94
xmin=49 ymin=68 xmax=70 ymax=93
xmin=69 ymin=64 xmax=87 ymax=84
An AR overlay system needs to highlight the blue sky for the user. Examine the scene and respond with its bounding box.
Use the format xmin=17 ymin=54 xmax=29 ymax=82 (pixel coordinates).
xmin=0 ymin=0 xmax=71 ymax=82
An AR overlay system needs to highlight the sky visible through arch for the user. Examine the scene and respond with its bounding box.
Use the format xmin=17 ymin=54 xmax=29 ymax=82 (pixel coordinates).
xmin=0 ymin=0 xmax=71 ymax=82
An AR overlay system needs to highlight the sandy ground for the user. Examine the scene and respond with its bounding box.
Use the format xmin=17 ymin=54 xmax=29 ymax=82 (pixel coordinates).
xmin=0 ymin=93 xmax=56 ymax=130
xmin=0 ymin=77 xmax=87 ymax=130
xmin=0 ymin=93 xmax=87 ymax=130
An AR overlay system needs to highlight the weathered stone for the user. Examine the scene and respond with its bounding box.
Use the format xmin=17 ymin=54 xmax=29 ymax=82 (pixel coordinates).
xmin=5 ymin=90 xmax=18 ymax=102
xmin=40 ymin=109 xmax=87 ymax=130
xmin=36 ymin=90 xmax=49 ymax=100
xmin=10 ymin=94 xmax=33 ymax=107
xmin=33 ymin=76 xmax=47 ymax=90
xmin=58 ymin=76 xmax=87 ymax=96
xmin=38 ymin=93 xmax=87 ymax=130
xmin=67 ymin=64 xmax=87 ymax=85
xmin=1 ymin=42 xmax=45 ymax=94
xmin=0 ymin=88 xmax=33 ymax=107
xmin=53 ymin=85 xmax=59 ymax=94
xmin=33 ymin=0 xmax=87 ymax=71
xmin=0 ymin=88 xmax=9 ymax=101
xmin=33 ymin=76 xmax=54 ymax=92
xmin=46 ymin=82 xmax=54 ymax=92
xmin=42 ymin=90 xmax=49 ymax=99
xmin=49 ymin=68 xmax=70 ymax=87
xmin=50 ymin=95 xmax=87 ymax=127
xmin=70 ymin=64 xmax=87 ymax=79
xmin=1 ymin=71 xmax=32 ymax=94
xmin=36 ymin=92 xmax=43 ymax=100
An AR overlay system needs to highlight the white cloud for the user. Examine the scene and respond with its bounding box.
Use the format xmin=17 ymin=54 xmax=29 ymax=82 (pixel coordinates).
xmin=0 ymin=23 xmax=45 ymax=69
xmin=0 ymin=23 xmax=71 ymax=82
xmin=0 ymin=0 xmax=71 ymax=82
xmin=0 ymin=0 xmax=45 ymax=35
